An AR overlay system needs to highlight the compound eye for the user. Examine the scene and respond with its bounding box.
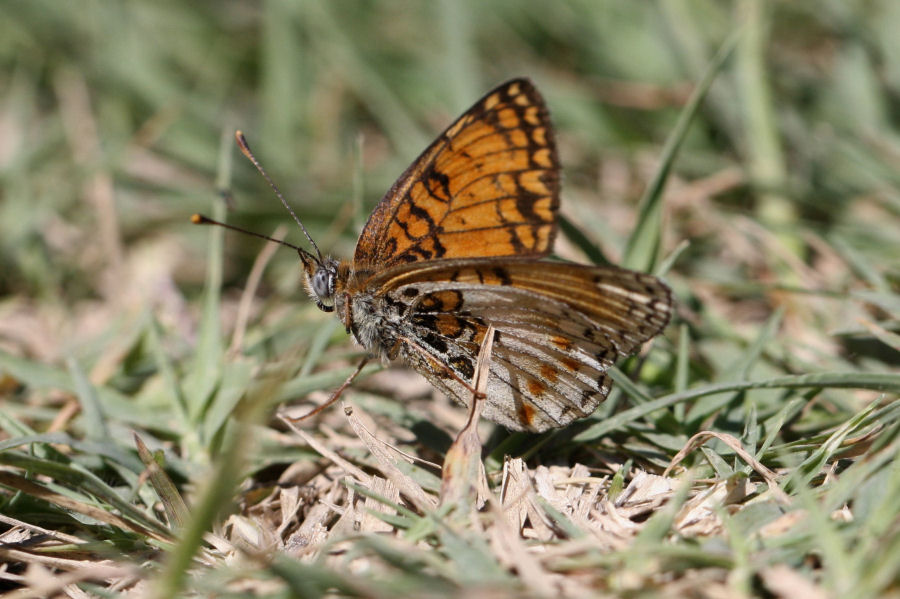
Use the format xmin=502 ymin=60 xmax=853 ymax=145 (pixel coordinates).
xmin=311 ymin=268 xmax=333 ymax=301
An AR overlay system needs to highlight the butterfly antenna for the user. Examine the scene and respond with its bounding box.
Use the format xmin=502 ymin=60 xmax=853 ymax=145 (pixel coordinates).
xmin=234 ymin=130 xmax=325 ymax=264
xmin=190 ymin=213 xmax=307 ymax=254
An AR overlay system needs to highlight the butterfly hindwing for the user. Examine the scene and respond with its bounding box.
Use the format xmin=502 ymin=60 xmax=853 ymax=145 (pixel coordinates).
xmin=375 ymin=259 xmax=671 ymax=431
xmin=352 ymin=79 xmax=560 ymax=273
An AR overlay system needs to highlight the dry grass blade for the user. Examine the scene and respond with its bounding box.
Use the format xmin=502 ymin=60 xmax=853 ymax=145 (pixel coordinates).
xmin=342 ymin=402 xmax=438 ymax=511
xmin=758 ymin=564 xmax=829 ymax=599
xmin=3 ymin=563 xmax=138 ymax=599
xmin=281 ymin=417 xmax=370 ymax=483
xmin=440 ymin=324 xmax=494 ymax=511
xmin=485 ymin=497 xmax=561 ymax=596
xmin=664 ymin=430 xmax=791 ymax=505
xmin=0 ymin=471 xmax=169 ymax=543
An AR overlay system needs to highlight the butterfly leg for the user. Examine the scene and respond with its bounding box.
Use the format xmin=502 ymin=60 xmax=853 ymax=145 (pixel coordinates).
xmin=341 ymin=291 xmax=354 ymax=334
xmin=284 ymin=356 xmax=370 ymax=423
xmin=386 ymin=337 xmax=403 ymax=361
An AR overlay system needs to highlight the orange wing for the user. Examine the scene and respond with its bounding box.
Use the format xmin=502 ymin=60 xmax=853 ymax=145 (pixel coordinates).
xmin=353 ymin=78 xmax=560 ymax=273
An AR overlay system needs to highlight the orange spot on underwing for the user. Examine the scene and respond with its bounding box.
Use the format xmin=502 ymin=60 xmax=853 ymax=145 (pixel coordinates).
xmin=560 ymin=356 xmax=581 ymax=373
xmin=527 ymin=379 xmax=547 ymax=397
xmin=540 ymin=364 xmax=558 ymax=383
xmin=421 ymin=290 xmax=463 ymax=312
xmin=518 ymin=402 xmax=536 ymax=426
xmin=551 ymin=335 xmax=572 ymax=351
xmin=435 ymin=314 xmax=464 ymax=337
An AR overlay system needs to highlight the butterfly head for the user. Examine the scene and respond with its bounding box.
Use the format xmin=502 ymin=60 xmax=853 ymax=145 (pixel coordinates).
xmin=299 ymin=250 xmax=339 ymax=313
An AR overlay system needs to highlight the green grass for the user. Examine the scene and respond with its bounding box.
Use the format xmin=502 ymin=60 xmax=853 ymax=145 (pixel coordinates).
xmin=1 ymin=2 xmax=899 ymax=597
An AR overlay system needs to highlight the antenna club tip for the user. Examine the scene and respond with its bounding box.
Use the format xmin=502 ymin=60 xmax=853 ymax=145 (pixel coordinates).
xmin=234 ymin=130 xmax=252 ymax=156
xmin=191 ymin=213 xmax=207 ymax=225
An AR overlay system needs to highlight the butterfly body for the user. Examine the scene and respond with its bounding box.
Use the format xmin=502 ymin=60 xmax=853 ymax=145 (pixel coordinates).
xmin=294 ymin=78 xmax=672 ymax=432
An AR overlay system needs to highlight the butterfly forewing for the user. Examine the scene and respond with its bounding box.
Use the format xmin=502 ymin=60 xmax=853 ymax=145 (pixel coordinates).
xmin=352 ymin=78 xmax=560 ymax=272
xmin=366 ymin=259 xmax=672 ymax=431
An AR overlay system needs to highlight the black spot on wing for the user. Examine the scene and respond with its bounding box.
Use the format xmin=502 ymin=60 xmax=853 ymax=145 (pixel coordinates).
xmin=425 ymin=165 xmax=452 ymax=201
xmin=492 ymin=267 xmax=512 ymax=286
xmin=450 ymin=356 xmax=475 ymax=381
xmin=421 ymin=331 xmax=448 ymax=354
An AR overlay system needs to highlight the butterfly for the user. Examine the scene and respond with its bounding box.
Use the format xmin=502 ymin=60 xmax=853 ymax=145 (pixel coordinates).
xmin=201 ymin=78 xmax=672 ymax=432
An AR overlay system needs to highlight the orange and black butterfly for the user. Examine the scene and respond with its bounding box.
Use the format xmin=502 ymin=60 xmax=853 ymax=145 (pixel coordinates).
xmin=198 ymin=78 xmax=672 ymax=432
